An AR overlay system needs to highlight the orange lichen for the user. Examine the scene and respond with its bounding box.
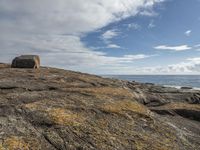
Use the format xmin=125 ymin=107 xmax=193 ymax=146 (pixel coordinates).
xmin=47 ymin=108 xmax=85 ymax=126
xmin=3 ymin=136 xmax=30 ymax=150
xmin=101 ymin=100 xmax=150 ymax=116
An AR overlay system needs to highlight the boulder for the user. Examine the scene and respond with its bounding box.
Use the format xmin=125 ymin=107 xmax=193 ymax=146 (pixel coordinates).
xmin=11 ymin=55 xmax=40 ymax=69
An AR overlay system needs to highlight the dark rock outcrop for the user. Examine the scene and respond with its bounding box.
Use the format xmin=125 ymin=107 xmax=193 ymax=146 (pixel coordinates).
xmin=0 ymin=66 xmax=199 ymax=149
xmin=181 ymin=86 xmax=193 ymax=90
xmin=11 ymin=55 xmax=40 ymax=69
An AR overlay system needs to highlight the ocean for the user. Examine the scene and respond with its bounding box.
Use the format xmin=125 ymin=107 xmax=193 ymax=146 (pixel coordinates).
xmin=103 ymin=75 xmax=200 ymax=89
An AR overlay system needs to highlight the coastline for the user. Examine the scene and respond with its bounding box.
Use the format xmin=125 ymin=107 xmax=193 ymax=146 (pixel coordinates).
xmin=103 ymin=75 xmax=200 ymax=91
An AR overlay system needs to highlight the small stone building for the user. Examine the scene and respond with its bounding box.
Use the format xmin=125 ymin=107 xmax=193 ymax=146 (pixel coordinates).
xmin=11 ymin=55 xmax=40 ymax=69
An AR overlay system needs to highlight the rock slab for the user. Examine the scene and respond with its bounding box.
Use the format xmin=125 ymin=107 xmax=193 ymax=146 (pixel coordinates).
xmin=0 ymin=66 xmax=199 ymax=150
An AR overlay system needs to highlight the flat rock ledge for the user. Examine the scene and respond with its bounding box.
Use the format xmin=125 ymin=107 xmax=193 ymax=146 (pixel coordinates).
xmin=0 ymin=64 xmax=200 ymax=150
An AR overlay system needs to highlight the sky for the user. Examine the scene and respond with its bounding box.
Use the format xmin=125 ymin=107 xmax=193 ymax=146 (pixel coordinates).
xmin=0 ymin=0 xmax=200 ymax=75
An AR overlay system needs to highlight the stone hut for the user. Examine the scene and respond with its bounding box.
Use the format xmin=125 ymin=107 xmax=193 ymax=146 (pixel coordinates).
xmin=11 ymin=55 xmax=40 ymax=69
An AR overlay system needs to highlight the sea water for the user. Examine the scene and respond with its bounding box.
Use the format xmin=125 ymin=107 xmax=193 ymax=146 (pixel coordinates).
xmin=103 ymin=75 xmax=200 ymax=89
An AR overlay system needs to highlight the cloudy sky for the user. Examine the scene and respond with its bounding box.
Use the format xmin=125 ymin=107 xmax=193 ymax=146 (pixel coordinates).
xmin=0 ymin=0 xmax=200 ymax=74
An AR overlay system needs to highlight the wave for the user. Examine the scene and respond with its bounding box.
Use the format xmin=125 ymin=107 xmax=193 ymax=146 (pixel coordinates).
xmin=163 ymin=85 xmax=200 ymax=91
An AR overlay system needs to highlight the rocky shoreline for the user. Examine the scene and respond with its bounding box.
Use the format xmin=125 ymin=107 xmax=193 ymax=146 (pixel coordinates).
xmin=0 ymin=64 xmax=200 ymax=150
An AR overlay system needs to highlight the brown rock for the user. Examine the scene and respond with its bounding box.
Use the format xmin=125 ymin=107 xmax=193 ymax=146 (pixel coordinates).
xmin=0 ymin=67 xmax=199 ymax=149
xmin=11 ymin=55 xmax=40 ymax=69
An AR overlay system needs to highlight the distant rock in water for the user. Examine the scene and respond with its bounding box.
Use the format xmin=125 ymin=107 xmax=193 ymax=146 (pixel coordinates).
xmin=11 ymin=55 xmax=40 ymax=69
xmin=181 ymin=86 xmax=193 ymax=90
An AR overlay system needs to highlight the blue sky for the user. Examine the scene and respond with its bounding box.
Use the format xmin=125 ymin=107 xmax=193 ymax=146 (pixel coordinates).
xmin=0 ymin=0 xmax=200 ymax=74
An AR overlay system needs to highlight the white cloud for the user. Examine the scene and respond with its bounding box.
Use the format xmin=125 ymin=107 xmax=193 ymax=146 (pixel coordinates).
xmin=139 ymin=10 xmax=157 ymax=16
xmin=127 ymin=23 xmax=141 ymax=30
xmin=141 ymin=57 xmax=200 ymax=74
xmin=111 ymin=57 xmax=200 ymax=75
xmin=117 ymin=54 xmax=151 ymax=62
xmin=194 ymin=44 xmax=200 ymax=47
xmin=187 ymin=57 xmax=200 ymax=62
xmin=101 ymin=29 xmax=119 ymax=40
xmin=101 ymin=29 xmax=121 ymax=49
xmin=154 ymin=45 xmax=192 ymax=51
xmin=162 ymin=57 xmax=200 ymax=73
xmin=194 ymin=44 xmax=200 ymax=51
xmin=148 ymin=20 xmax=156 ymax=28
xmin=107 ymin=44 xmax=121 ymax=49
xmin=0 ymin=0 xmax=165 ymax=74
xmin=185 ymin=30 xmax=192 ymax=36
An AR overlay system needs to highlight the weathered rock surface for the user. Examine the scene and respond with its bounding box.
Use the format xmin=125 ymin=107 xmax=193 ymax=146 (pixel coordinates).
xmin=0 ymin=63 xmax=10 ymax=69
xmin=11 ymin=55 xmax=40 ymax=69
xmin=0 ymin=64 xmax=199 ymax=150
